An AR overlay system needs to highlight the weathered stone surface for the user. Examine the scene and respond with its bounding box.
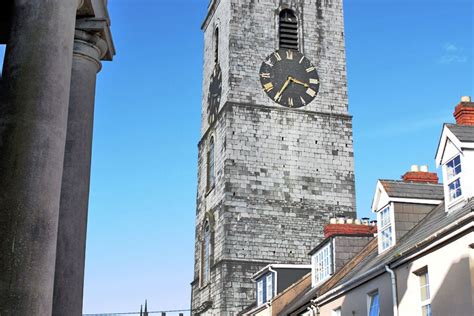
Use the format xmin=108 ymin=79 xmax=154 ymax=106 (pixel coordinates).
xmin=192 ymin=0 xmax=355 ymax=314
xmin=52 ymin=30 xmax=107 ymax=316
xmin=0 ymin=0 xmax=79 ymax=314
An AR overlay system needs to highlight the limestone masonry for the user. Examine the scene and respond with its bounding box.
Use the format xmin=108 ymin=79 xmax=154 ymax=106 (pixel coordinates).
xmin=192 ymin=0 xmax=356 ymax=314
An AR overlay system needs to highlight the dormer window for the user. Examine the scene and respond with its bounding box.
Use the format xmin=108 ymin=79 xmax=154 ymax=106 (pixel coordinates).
xmin=266 ymin=274 xmax=274 ymax=300
xmin=311 ymin=241 xmax=333 ymax=286
xmin=378 ymin=204 xmax=394 ymax=252
xmin=446 ymin=155 xmax=463 ymax=202
xmin=257 ymin=279 xmax=264 ymax=305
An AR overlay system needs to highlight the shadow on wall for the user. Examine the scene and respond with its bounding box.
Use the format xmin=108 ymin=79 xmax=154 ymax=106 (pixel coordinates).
xmin=397 ymin=255 xmax=472 ymax=316
xmin=431 ymin=256 xmax=472 ymax=316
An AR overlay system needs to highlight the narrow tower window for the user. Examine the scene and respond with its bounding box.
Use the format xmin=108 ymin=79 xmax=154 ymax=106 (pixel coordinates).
xmin=279 ymin=9 xmax=298 ymax=50
xmin=201 ymin=220 xmax=211 ymax=284
xmin=214 ymin=27 xmax=219 ymax=63
xmin=207 ymin=136 xmax=215 ymax=190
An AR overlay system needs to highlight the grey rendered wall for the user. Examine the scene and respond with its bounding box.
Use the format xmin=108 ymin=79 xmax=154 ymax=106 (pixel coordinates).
xmin=318 ymin=274 xmax=394 ymax=316
xmin=396 ymin=232 xmax=473 ymax=316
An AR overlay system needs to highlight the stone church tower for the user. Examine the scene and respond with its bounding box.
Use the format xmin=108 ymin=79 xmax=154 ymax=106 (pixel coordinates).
xmin=191 ymin=0 xmax=356 ymax=314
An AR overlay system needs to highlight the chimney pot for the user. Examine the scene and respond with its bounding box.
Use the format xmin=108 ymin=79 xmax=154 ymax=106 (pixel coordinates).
xmin=461 ymin=96 xmax=471 ymax=102
xmin=402 ymin=165 xmax=439 ymax=184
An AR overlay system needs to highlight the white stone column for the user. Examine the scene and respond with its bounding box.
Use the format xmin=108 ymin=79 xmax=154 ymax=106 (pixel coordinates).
xmin=0 ymin=0 xmax=80 ymax=314
xmin=52 ymin=30 xmax=107 ymax=316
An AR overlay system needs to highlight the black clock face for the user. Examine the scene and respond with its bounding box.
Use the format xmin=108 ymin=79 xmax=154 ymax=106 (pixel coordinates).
xmin=207 ymin=64 xmax=222 ymax=124
xmin=259 ymin=49 xmax=320 ymax=108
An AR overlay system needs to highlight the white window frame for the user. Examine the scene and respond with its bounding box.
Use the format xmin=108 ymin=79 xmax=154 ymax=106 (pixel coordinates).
xmin=257 ymin=279 xmax=264 ymax=306
xmin=332 ymin=307 xmax=342 ymax=316
xmin=417 ymin=268 xmax=432 ymax=316
xmin=266 ymin=273 xmax=273 ymax=301
xmin=311 ymin=241 xmax=333 ymax=286
xmin=377 ymin=204 xmax=395 ymax=253
xmin=443 ymin=155 xmax=463 ymax=207
xmin=367 ymin=291 xmax=380 ymax=316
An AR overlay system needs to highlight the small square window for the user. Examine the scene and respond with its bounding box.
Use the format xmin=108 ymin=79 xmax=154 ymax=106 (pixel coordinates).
xmin=448 ymin=178 xmax=462 ymax=202
xmin=446 ymin=155 xmax=462 ymax=181
xmin=332 ymin=307 xmax=342 ymax=316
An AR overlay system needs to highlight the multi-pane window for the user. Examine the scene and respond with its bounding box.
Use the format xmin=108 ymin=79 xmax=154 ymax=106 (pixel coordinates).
xmin=207 ymin=137 xmax=215 ymax=190
xmin=418 ymin=269 xmax=432 ymax=316
xmin=446 ymin=155 xmax=462 ymax=180
xmin=448 ymin=179 xmax=462 ymax=201
xmin=201 ymin=221 xmax=211 ymax=285
xmin=368 ymin=291 xmax=380 ymax=316
xmin=257 ymin=279 xmax=264 ymax=306
xmin=279 ymin=9 xmax=298 ymax=50
xmin=312 ymin=242 xmax=332 ymax=285
xmin=266 ymin=274 xmax=273 ymax=300
xmin=378 ymin=205 xmax=393 ymax=252
xmin=445 ymin=155 xmax=463 ymax=203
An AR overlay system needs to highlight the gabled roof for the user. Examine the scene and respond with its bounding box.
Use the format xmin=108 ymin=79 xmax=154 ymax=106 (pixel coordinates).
xmin=332 ymin=198 xmax=473 ymax=290
xmin=436 ymin=123 xmax=474 ymax=166
xmin=446 ymin=124 xmax=474 ymax=142
xmin=379 ymin=180 xmax=444 ymax=200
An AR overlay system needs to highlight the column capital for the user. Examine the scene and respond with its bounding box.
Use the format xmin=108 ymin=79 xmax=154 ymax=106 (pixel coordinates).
xmin=75 ymin=0 xmax=115 ymax=61
xmin=73 ymin=30 xmax=107 ymax=72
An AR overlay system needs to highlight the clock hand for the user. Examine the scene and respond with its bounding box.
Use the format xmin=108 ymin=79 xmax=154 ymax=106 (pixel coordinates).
xmin=274 ymin=77 xmax=291 ymax=101
xmin=289 ymin=77 xmax=309 ymax=88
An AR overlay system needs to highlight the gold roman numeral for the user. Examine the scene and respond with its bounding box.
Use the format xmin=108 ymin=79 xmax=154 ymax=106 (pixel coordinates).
xmin=288 ymin=97 xmax=294 ymax=107
xmin=300 ymin=96 xmax=307 ymax=105
xmin=263 ymin=82 xmax=274 ymax=92
xmin=274 ymin=52 xmax=282 ymax=61
xmin=299 ymin=56 xmax=305 ymax=64
xmin=286 ymin=50 xmax=294 ymax=60
xmin=260 ymin=73 xmax=271 ymax=79
xmin=306 ymin=66 xmax=316 ymax=73
xmin=264 ymin=59 xmax=274 ymax=67
xmin=310 ymin=78 xmax=319 ymax=85
xmin=306 ymin=88 xmax=316 ymax=97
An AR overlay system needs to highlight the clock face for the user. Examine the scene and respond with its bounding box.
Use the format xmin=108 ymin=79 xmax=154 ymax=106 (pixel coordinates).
xmin=259 ymin=49 xmax=320 ymax=108
xmin=207 ymin=64 xmax=222 ymax=124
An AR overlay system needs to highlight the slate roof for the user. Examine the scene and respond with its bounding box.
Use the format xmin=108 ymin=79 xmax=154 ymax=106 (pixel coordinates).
xmin=336 ymin=198 xmax=474 ymax=286
xmin=380 ymin=180 xmax=444 ymax=200
xmin=446 ymin=124 xmax=474 ymax=142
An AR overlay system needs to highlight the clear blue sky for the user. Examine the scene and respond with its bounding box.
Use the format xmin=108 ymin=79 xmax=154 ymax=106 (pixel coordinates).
xmin=0 ymin=0 xmax=472 ymax=314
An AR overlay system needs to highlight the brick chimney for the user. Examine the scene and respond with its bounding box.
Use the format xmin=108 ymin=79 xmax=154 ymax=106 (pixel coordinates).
xmin=402 ymin=165 xmax=439 ymax=184
xmin=324 ymin=218 xmax=377 ymax=239
xmin=454 ymin=96 xmax=474 ymax=126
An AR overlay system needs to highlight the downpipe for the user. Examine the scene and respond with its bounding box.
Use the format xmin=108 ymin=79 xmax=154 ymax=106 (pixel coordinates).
xmin=385 ymin=265 xmax=399 ymax=316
